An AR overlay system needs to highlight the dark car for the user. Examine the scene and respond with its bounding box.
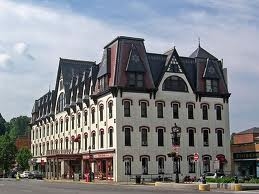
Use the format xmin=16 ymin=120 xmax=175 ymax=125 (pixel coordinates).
xmin=28 ymin=171 xmax=43 ymax=180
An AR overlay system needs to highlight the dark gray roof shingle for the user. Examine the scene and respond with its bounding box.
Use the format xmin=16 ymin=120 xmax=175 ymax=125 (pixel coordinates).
xmin=189 ymin=45 xmax=217 ymax=60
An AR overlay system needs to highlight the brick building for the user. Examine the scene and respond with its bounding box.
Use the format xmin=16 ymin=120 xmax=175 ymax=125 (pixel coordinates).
xmin=231 ymin=127 xmax=259 ymax=178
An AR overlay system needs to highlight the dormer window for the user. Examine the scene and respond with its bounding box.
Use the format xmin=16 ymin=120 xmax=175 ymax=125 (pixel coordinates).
xmin=59 ymin=79 xmax=63 ymax=91
xmin=128 ymin=72 xmax=144 ymax=88
xmin=206 ymin=79 xmax=218 ymax=93
xmin=167 ymin=56 xmax=182 ymax=73
xmin=98 ymin=75 xmax=108 ymax=92
xmin=56 ymin=92 xmax=65 ymax=113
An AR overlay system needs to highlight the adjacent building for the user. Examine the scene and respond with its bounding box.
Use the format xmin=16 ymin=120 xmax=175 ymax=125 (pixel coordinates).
xmin=231 ymin=127 xmax=259 ymax=178
xmin=30 ymin=36 xmax=231 ymax=182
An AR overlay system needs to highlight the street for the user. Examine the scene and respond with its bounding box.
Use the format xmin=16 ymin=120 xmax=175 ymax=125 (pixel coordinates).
xmin=0 ymin=179 xmax=257 ymax=194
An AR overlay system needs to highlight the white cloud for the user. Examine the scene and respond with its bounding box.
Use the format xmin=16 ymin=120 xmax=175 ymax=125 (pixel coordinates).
xmin=14 ymin=42 xmax=27 ymax=55
xmin=0 ymin=53 xmax=12 ymax=68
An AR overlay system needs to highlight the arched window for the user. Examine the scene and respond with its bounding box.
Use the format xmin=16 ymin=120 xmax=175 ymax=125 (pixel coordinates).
xmin=140 ymin=128 xmax=148 ymax=146
xmin=108 ymin=101 xmax=113 ymax=118
xmin=109 ymin=127 xmax=113 ymax=147
xmin=203 ymin=155 xmax=211 ymax=173
xmin=157 ymin=157 xmax=165 ymax=174
xmin=162 ymin=76 xmax=188 ymax=92
xmin=56 ymin=92 xmax=65 ymax=113
xmin=187 ymin=155 xmax=195 ymax=173
xmin=99 ymin=105 xmax=104 ymax=121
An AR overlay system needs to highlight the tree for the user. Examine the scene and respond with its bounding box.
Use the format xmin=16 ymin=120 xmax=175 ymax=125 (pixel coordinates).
xmin=8 ymin=116 xmax=31 ymax=138
xmin=0 ymin=134 xmax=17 ymax=171
xmin=16 ymin=148 xmax=32 ymax=170
xmin=0 ymin=113 xmax=7 ymax=136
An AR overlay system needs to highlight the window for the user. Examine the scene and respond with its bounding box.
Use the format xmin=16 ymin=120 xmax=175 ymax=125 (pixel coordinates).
xmin=203 ymin=156 xmax=211 ymax=172
xmin=99 ymin=106 xmax=104 ymax=122
xmin=35 ymin=145 xmax=38 ymax=156
xmin=157 ymin=103 xmax=163 ymax=118
xmin=158 ymin=157 xmax=165 ymax=174
xmin=167 ymin=56 xmax=182 ymax=73
xmin=65 ymin=118 xmax=69 ymax=131
xmin=125 ymin=127 xmax=131 ymax=146
xmin=92 ymin=132 xmax=96 ymax=149
xmin=216 ymin=106 xmax=222 ymax=120
xmin=71 ymin=140 xmax=74 ymax=151
xmin=71 ymin=116 xmax=75 ymax=129
xmin=46 ymin=125 xmax=49 ymax=136
xmin=60 ymin=120 xmax=63 ymax=132
xmin=51 ymin=123 xmax=53 ymax=135
xmin=108 ymin=102 xmax=113 ymax=118
xmin=157 ymin=128 xmax=164 ymax=146
xmin=206 ymin=79 xmax=218 ymax=93
xmin=42 ymin=126 xmax=45 ymax=137
xmin=59 ymin=79 xmax=63 ymax=90
xmin=187 ymin=104 xmax=194 ymax=119
xmin=128 ymin=72 xmax=144 ymax=87
xmin=56 ymin=93 xmax=65 ymax=113
xmin=202 ymin=105 xmax=208 ymax=120
xmin=142 ymin=158 xmax=148 ymax=175
xmin=109 ymin=128 xmax=113 ymax=147
xmin=124 ymin=101 xmax=131 ymax=117
xmin=188 ymin=156 xmax=195 ymax=173
xmin=60 ymin=139 xmax=63 ymax=150
xmin=84 ymin=111 xmax=87 ymax=125
xmin=84 ymin=134 xmax=87 ymax=150
xmin=217 ymin=130 xmax=223 ymax=147
xmin=188 ymin=129 xmax=194 ymax=147
xmin=140 ymin=102 xmax=147 ymax=118
xmin=78 ymin=137 xmax=81 ymax=151
xmin=173 ymin=104 xmax=179 ymax=119
xmin=46 ymin=142 xmax=49 ymax=151
xmin=124 ymin=159 xmax=131 ymax=175
xmin=203 ymin=129 xmax=209 ymax=146
xmin=42 ymin=144 xmax=45 ymax=155
xmin=65 ymin=138 xmax=69 ymax=150
xmin=141 ymin=128 xmax=148 ymax=146
xmin=91 ymin=109 xmax=95 ymax=124
xmin=173 ymin=158 xmax=181 ymax=173
xmin=162 ymin=76 xmax=188 ymax=92
xmin=100 ymin=130 xmax=104 ymax=148
xmin=55 ymin=122 xmax=58 ymax=134
xmin=39 ymin=128 xmax=41 ymax=138
xmin=78 ymin=114 xmax=81 ymax=128
xmin=55 ymin=140 xmax=58 ymax=150
xmin=32 ymin=145 xmax=34 ymax=156
xmin=32 ymin=130 xmax=34 ymax=140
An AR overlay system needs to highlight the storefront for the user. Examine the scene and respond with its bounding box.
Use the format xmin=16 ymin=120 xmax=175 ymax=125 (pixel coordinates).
xmin=83 ymin=150 xmax=114 ymax=181
xmin=233 ymin=152 xmax=259 ymax=178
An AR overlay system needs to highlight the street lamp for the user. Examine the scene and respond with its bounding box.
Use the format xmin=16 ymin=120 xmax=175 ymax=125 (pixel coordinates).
xmin=88 ymin=146 xmax=93 ymax=182
xmin=168 ymin=123 xmax=181 ymax=183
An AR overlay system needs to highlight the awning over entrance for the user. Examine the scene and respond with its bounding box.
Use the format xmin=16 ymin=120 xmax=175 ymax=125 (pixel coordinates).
xmin=216 ymin=154 xmax=227 ymax=163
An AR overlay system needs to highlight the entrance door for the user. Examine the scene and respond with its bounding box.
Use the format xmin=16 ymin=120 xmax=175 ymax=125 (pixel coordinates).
xmin=101 ymin=160 xmax=106 ymax=179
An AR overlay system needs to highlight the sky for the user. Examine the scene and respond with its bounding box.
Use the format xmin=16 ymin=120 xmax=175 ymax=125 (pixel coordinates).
xmin=0 ymin=0 xmax=258 ymax=133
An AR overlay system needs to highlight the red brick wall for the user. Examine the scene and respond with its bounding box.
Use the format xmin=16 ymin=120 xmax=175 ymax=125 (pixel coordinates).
xmin=15 ymin=137 xmax=31 ymax=150
xmin=233 ymin=133 xmax=254 ymax=144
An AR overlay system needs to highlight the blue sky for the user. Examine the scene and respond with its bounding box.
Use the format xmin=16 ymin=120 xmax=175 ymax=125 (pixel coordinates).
xmin=0 ymin=0 xmax=258 ymax=132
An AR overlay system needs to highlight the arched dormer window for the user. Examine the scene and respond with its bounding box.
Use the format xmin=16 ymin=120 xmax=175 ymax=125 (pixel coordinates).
xmin=162 ymin=76 xmax=188 ymax=92
xmin=56 ymin=92 xmax=65 ymax=113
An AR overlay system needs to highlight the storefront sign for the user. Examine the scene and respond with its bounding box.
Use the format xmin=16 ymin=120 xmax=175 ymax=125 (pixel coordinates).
xmin=83 ymin=153 xmax=113 ymax=160
xmin=233 ymin=152 xmax=259 ymax=160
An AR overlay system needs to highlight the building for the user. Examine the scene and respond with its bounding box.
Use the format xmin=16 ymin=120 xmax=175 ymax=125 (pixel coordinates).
xmin=30 ymin=36 xmax=231 ymax=182
xmin=15 ymin=134 xmax=31 ymax=151
xmin=231 ymin=127 xmax=259 ymax=178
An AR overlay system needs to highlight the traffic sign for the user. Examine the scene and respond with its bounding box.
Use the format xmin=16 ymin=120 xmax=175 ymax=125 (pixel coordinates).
xmin=194 ymin=153 xmax=199 ymax=161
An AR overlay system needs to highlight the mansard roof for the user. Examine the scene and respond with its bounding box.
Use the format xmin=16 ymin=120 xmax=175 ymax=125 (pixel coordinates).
xmin=189 ymin=45 xmax=217 ymax=60
xmin=203 ymin=59 xmax=220 ymax=79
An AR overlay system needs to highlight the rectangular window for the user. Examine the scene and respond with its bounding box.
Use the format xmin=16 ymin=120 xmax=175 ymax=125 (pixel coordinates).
xmin=173 ymin=104 xmax=179 ymax=119
xmin=125 ymin=127 xmax=131 ymax=146
xmin=100 ymin=131 xmax=104 ymax=148
xmin=206 ymin=79 xmax=218 ymax=93
xmin=136 ymin=73 xmax=144 ymax=87
xmin=157 ymin=103 xmax=163 ymax=118
xmin=128 ymin=73 xmax=144 ymax=87
xmin=158 ymin=129 xmax=164 ymax=146
xmin=202 ymin=105 xmax=208 ymax=120
xmin=47 ymin=125 xmax=49 ymax=136
xmin=141 ymin=128 xmax=148 ymax=146
xmin=140 ymin=102 xmax=147 ymax=118
xmin=158 ymin=158 xmax=165 ymax=174
xmin=84 ymin=111 xmax=87 ymax=125
xmin=92 ymin=133 xmax=96 ymax=149
xmin=142 ymin=158 xmax=148 ymax=175
xmin=42 ymin=127 xmax=45 ymax=137
xmin=109 ymin=103 xmax=113 ymax=118
xmin=124 ymin=101 xmax=131 ymax=117
xmin=72 ymin=117 xmax=75 ymax=129
xmin=173 ymin=158 xmax=181 ymax=173
xmin=100 ymin=106 xmax=103 ymax=121
xmin=188 ymin=104 xmax=194 ymax=119
xmin=109 ymin=129 xmax=113 ymax=147
xmin=66 ymin=119 xmax=69 ymax=131
xmin=51 ymin=124 xmax=53 ymax=135
xmin=217 ymin=130 xmax=223 ymax=147
xmin=60 ymin=140 xmax=63 ymax=150
xmin=91 ymin=109 xmax=95 ymax=124
xmin=203 ymin=130 xmax=209 ymax=146
xmin=84 ymin=135 xmax=87 ymax=150
xmin=66 ymin=139 xmax=69 ymax=150
xmin=125 ymin=159 xmax=131 ymax=175
xmin=55 ymin=122 xmax=58 ymax=134
xmin=188 ymin=157 xmax=195 ymax=173
xmin=189 ymin=130 xmax=194 ymax=146
xmin=71 ymin=141 xmax=74 ymax=151
xmin=60 ymin=120 xmax=63 ymax=132
xmin=203 ymin=158 xmax=210 ymax=172
xmin=78 ymin=114 xmax=81 ymax=128
xmin=216 ymin=106 xmax=222 ymax=120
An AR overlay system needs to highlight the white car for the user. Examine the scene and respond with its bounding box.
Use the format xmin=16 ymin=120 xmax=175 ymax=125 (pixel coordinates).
xmin=20 ymin=171 xmax=30 ymax=178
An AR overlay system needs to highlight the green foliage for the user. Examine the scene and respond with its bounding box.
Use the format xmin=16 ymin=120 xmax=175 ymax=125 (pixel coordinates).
xmin=8 ymin=116 xmax=30 ymax=138
xmin=248 ymin=178 xmax=259 ymax=184
xmin=0 ymin=113 xmax=7 ymax=136
xmin=0 ymin=134 xmax=17 ymax=171
xmin=206 ymin=177 xmax=235 ymax=183
xmin=16 ymin=148 xmax=32 ymax=170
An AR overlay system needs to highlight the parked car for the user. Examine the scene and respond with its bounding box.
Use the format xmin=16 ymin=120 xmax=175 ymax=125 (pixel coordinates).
xmin=20 ymin=171 xmax=30 ymax=178
xmin=28 ymin=171 xmax=43 ymax=180
xmin=201 ymin=172 xmax=225 ymax=179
